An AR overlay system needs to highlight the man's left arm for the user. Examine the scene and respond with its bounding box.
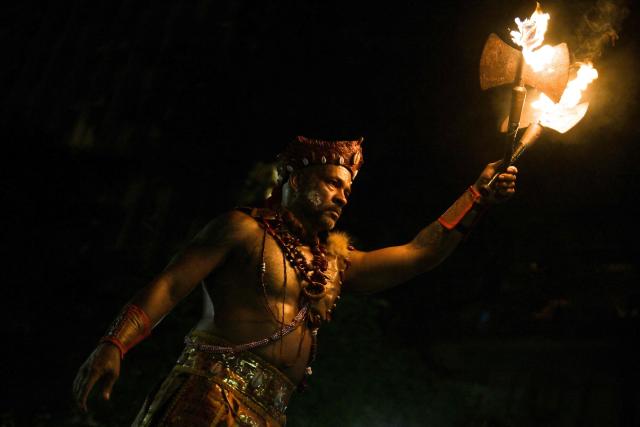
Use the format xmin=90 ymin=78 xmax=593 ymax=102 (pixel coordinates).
xmin=343 ymin=162 xmax=517 ymax=294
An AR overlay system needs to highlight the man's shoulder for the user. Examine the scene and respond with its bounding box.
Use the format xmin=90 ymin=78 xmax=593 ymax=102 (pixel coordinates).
xmin=216 ymin=209 xmax=263 ymax=233
xmin=233 ymin=206 xmax=278 ymax=220
xmin=192 ymin=209 xmax=263 ymax=247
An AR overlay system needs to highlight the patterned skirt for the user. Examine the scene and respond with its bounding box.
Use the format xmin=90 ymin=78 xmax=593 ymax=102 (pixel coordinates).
xmin=131 ymin=330 xmax=296 ymax=427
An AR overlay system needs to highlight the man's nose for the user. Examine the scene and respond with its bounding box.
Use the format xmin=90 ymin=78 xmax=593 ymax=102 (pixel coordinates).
xmin=333 ymin=192 xmax=347 ymax=207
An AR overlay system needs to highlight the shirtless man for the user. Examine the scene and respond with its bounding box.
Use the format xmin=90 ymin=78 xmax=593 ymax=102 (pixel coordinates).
xmin=73 ymin=136 xmax=517 ymax=426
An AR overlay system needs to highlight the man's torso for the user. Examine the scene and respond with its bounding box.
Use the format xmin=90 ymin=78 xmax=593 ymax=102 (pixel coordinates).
xmin=194 ymin=210 xmax=344 ymax=384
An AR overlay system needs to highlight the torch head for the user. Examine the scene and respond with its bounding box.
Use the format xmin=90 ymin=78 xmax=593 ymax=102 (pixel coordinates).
xmin=480 ymin=33 xmax=570 ymax=103
xmin=499 ymin=92 xmax=590 ymax=134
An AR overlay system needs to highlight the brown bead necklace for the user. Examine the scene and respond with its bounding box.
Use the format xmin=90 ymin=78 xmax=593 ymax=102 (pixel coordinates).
xmin=261 ymin=209 xmax=330 ymax=302
xmin=259 ymin=208 xmax=329 ymax=387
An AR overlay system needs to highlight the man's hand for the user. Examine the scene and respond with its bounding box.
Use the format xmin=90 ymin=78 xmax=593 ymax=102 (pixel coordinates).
xmin=473 ymin=161 xmax=518 ymax=204
xmin=72 ymin=343 xmax=121 ymax=412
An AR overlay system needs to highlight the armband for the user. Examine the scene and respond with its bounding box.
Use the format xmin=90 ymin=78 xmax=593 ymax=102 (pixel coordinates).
xmin=438 ymin=186 xmax=485 ymax=232
xmin=99 ymin=304 xmax=151 ymax=360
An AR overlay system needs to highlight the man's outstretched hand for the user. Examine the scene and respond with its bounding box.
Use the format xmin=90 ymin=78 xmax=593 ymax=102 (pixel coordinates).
xmin=72 ymin=343 xmax=121 ymax=412
xmin=473 ymin=161 xmax=518 ymax=204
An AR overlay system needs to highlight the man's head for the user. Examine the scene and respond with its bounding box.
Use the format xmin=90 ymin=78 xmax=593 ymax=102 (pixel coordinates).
xmin=276 ymin=136 xmax=364 ymax=233
xmin=282 ymin=164 xmax=352 ymax=231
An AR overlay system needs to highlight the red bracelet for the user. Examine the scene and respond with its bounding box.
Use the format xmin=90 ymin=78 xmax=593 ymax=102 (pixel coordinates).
xmin=99 ymin=304 xmax=151 ymax=360
xmin=99 ymin=336 xmax=128 ymax=358
xmin=438 ymin=186 xmax=484 ymax=231
xmin=467 ymin=185 xmax=483 ymax=202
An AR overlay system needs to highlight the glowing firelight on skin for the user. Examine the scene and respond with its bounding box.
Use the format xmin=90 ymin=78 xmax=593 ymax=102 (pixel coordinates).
xmin=510 ymin=3 xmax=599 ymax=134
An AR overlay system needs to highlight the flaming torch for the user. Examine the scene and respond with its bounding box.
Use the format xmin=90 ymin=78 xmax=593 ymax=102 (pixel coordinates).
xmin=508 ymin=62 xmax=599 ymax=164
xmin=479 ymin=3 xmax=585 ymax=190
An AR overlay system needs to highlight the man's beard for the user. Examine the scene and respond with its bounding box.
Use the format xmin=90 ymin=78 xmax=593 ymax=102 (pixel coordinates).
xmin=306 ymin=190 xmax=322 ymax=209
xmin=301 ymin=190 xmax=339 ymax=231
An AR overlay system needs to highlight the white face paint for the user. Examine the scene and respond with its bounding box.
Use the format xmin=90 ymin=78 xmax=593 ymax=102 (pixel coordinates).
xmin=306 ymin=190 xmax=322 ymax=208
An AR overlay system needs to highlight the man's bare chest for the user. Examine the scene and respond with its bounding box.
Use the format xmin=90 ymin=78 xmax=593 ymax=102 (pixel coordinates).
xmin=255 ymin=235 xmax=342 ymax=322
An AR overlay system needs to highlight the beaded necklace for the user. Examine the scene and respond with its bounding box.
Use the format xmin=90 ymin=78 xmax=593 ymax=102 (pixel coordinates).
xmin=259 ymin=209 xmax=331 ymax=383
xmin=260 ymin=209 xmax=330 ymax=303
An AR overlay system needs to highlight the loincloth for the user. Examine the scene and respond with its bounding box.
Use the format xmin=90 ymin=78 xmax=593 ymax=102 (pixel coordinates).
xmin=132 ymin=330 xmax=296 ymax=427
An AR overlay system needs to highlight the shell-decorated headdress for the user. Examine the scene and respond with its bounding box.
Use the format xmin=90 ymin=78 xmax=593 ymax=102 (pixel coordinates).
xmin=277 ymin=136 xmax=364 ymax=181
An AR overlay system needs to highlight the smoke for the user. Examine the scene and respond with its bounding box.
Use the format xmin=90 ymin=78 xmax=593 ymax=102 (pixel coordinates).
xmin=563 ymin=0 xmax=636 ymax=144
xmin=573 ymin=0 xmax=630 ymax=62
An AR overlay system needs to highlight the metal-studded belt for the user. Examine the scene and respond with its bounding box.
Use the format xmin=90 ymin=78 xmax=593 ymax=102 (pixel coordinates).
xmin=176 ymin=330 xmax=296 ymax=418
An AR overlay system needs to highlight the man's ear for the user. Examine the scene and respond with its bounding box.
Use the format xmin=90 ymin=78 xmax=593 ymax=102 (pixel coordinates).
xmin=288 ymin=171 xmax=300 ymax=193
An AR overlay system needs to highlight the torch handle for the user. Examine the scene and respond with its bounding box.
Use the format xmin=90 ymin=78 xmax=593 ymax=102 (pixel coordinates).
xmin=480 ymin=84 xmax=527 ymax=195
xmin=511 ymin=121 xmax=543 ymax=164
xmin=504 ymin=84 xmax=527 ymax=161
xmin=482 ymin=121 xmax=544 ymax=192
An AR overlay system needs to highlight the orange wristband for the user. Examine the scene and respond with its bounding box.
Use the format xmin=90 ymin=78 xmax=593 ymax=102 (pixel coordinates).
xmin=99 ymin=304 xmax=151 ymax=359
xmin=438 ymin=186 xmax=484 ymax=231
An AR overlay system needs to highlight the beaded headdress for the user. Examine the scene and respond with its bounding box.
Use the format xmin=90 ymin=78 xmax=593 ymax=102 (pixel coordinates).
xmin=277 ymin=136 xmax=364 ymax=181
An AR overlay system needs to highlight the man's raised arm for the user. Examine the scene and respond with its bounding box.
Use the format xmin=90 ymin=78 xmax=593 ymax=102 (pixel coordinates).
xmin=344 ymin=162 xmax=517 ymax=294
xmin=72 ymin=210 xmax=252 ymax=412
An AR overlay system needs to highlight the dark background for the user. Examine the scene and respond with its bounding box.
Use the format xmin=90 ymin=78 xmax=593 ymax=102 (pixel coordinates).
xmin=2 ymin=0 xmax=639 ymax=426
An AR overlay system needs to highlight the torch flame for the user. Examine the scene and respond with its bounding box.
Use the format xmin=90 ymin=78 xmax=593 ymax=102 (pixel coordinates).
xmin=510 ymin=2 xmax=551 ymax=71
xmin=510 ymin=3 xmax=550 ymax=66
xmin=509 ymin=4 xmax=599 ymax=134
xmin=533 ymin=63 xmax=598 ymax=133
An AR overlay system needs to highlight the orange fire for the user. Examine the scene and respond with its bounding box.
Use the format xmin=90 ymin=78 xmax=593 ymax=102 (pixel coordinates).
xmin=510 ymin=3 xmax=551 ymax=71
xmin=511 ymin=3 xmax=598 ymax=133
xmin=533 ymin=63 xmax=598 ymax=133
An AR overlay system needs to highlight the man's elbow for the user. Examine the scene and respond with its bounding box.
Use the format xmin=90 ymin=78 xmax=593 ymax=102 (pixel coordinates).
xmin=147 ymin=274 xmax=184 ymax=308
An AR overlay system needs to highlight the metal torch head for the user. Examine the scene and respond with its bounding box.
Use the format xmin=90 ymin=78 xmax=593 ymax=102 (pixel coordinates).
xmin=480 ymin=33 xmax=570 ymax=103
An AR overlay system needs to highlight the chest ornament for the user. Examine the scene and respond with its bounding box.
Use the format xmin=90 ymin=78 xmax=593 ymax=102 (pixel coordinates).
xmin=261 ymin=210 xmax=331 ymax=302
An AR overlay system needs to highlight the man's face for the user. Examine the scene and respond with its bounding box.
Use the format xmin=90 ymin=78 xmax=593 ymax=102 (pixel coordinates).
xmin=295 ymin=165 xmax=353 ymax=231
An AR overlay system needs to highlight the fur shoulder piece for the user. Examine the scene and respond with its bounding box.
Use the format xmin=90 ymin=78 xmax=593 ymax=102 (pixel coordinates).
xmin=326 ymin=231 xmax=353 ymax=271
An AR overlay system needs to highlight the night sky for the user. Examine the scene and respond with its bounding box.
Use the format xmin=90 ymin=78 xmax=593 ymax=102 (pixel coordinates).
xmin=3 ymin=0 xmax=639 ymax=426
